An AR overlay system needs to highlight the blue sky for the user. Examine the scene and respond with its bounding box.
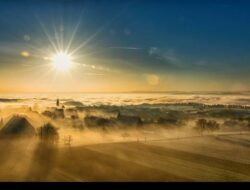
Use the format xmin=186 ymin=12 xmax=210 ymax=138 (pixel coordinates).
xmin=0 ymin=0 xmax=250 ymax=92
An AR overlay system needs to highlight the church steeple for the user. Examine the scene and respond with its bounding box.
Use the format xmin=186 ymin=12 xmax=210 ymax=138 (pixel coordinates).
xmin=56 ymin=99 xmax=60 ymax=107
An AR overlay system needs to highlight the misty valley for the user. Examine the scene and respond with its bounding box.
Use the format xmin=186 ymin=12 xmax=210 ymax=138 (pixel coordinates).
xmin=1 ymin=93 xmax=250 ymax=181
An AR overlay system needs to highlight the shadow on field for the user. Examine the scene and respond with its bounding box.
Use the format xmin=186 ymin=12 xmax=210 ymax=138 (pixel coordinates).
xmin=55 ymin=145 xmax=188 ymax=181
xmin=0 ymin=139 xmax=17 ymax=165
xmin=25 ymin=141 xmax=58 ymax=181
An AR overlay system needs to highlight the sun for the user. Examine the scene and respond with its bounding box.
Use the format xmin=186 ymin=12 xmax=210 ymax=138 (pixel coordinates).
xmin=52 ymin=51 xmax=72 ymax=72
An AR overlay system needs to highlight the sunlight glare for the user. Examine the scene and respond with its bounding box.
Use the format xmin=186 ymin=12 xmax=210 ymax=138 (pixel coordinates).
xmin=52 ymin=51 xmax=72 ymax=72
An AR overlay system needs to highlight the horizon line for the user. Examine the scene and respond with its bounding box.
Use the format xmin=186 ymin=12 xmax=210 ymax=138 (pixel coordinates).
xmin=0 ymin=90 xmax=250 ymax=94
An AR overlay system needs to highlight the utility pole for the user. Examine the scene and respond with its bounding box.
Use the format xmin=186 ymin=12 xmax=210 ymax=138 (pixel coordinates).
xmin=0 ymin=118 xmax=3 ymax=127
xmin=64 ymin=135 xmax=72 ymax=146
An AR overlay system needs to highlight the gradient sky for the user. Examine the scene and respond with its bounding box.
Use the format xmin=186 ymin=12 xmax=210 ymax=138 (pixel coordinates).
xmin=0 ymin=0 xmax=250 ymax=92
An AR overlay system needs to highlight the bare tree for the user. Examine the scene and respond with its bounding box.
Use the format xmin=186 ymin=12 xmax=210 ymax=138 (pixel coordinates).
xmin=195 ymin=119 xmax=220 ymax=134
xmin=195 ymin=119 xmax=207 ymax=134
xmin=207 ymin=120 xmax=220 ymax=131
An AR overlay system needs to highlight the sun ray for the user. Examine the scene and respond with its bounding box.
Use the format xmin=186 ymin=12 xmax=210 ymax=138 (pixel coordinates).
xmin=37 ymin=18 xmax=59 ymax=53
xmin=65 ymin=17 xmax=82 ymax=53
xmin=53 ymin=24 xmax=62 ymax=52
xmin=69 ymin=24 xmax=107 ymax=56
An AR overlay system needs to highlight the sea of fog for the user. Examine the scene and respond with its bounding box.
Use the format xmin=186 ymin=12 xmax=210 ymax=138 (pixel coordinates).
xmin=1 ymin=92 xmax=250 ymax=108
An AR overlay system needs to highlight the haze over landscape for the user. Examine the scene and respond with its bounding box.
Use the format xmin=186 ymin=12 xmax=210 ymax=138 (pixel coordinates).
xmin=1 ymin=0 xmax=250 ymax=182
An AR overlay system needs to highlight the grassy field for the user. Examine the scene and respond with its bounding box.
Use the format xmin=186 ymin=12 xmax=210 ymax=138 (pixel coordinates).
xmin=1 ymin=133 xmax=250 ymax=181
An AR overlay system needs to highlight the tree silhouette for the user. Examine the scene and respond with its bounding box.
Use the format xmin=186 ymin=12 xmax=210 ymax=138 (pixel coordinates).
xmin=38 ymin=123 xmax=59 ymax=145
xmin=195 ymin=119 xmax=220 ymax=134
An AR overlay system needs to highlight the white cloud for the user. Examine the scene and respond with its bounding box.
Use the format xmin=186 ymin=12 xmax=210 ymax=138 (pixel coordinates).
xmin=148 ymin=47 xmax=183 ymax=67
xmin=24 ymin=35 xmax=31 ymax=41
xmin=148 ymin=47 xmax=159 ymax=55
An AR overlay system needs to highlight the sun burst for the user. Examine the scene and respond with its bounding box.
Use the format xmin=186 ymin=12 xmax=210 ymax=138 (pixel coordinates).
xmin=51 ymin=51 xmax=72 ymax=72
